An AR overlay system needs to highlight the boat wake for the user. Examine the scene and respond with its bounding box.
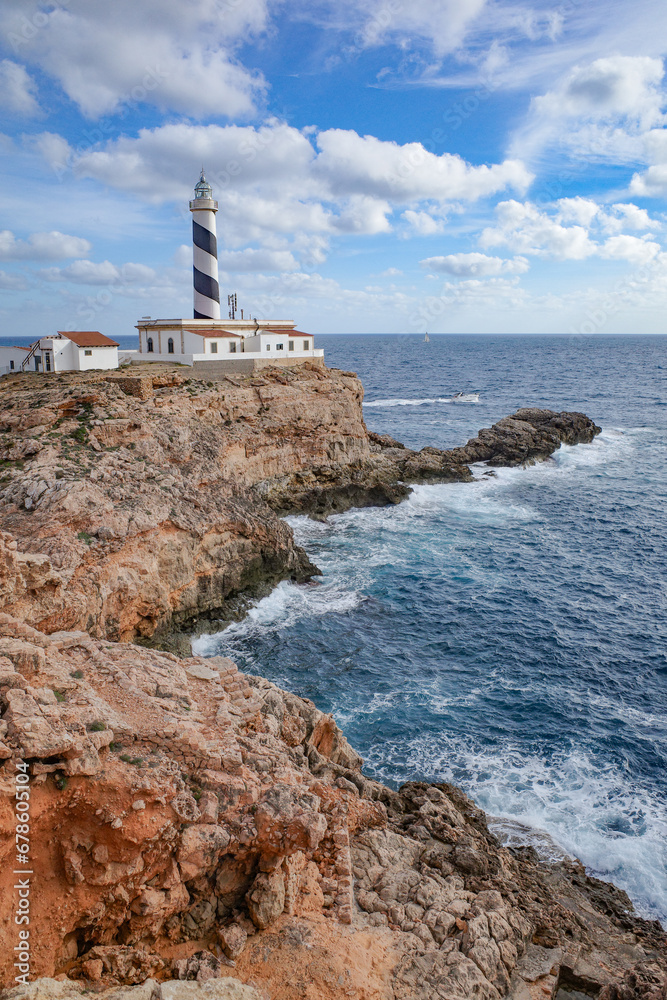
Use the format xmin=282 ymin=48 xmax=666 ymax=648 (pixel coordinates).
xmin=364 ymin=392 xmax=480 ymax=407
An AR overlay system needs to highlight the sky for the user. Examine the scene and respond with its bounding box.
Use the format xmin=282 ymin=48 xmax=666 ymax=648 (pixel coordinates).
xmin=1 ymin=0 xmax=667 ymax=337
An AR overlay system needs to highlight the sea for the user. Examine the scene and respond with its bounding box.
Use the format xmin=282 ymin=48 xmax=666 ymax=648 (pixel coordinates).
xmin=7 ymin=331 xmax=665 ymax=923
xmin=191 ymin=333 xmax=667 ymax=926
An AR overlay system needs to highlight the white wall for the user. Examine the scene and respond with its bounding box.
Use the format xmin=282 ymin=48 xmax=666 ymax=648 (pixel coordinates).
xmin=0 ymin=347 xmax=30 ymax=374
xmin=76 ymin=346 xmax=118 ymax=371
xmin=243 ymin=334 xmax=315 ymax=356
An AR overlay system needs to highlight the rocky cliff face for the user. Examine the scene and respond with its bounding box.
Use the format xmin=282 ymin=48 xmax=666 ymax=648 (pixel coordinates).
xmin=0 ymin=364 xmax=600 ymax=642
xmin=0 ymin=613 xmax=665 ymax=1000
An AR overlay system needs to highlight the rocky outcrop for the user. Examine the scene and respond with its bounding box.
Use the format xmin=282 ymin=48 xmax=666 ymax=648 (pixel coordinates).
xmin=0 ymin=612 xmax=664 ymax=999
xmin=0 ymin=365 xmax=601 ymax=640
xmin=256 ymin=408 xmax=601 ymax=517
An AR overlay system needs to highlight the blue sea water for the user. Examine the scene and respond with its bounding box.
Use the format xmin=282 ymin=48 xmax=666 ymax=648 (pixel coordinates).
xmin=190 ymin=333 xmax=666 ymax=925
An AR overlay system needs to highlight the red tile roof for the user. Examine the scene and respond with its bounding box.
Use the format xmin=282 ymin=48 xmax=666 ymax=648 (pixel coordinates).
xmin=184 ymin=329 xmax=243 ymax=338
xmin=58 ymin=331 xmax=119 ymax=347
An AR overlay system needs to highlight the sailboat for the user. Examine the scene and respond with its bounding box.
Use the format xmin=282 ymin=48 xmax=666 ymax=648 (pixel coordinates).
xmin=424 ymin=332 xmax=430 ymax=342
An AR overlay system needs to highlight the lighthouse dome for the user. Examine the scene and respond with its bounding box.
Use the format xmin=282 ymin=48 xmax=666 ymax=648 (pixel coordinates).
xmin=194 ymin=170 xmax=212 ymax=200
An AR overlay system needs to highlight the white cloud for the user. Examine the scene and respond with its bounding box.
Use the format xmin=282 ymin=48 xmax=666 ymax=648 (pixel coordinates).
xmin=314 ymin=129 xmax=532 ymax=202
xmin=421 ymin=252 xmax=530 ymax=277
xmin=41 ymin=260 xmax=157 ymax=285
xmin=599 ymin=203 xmax=660 ymax=233
xmin=380 ymin=267 xmax=403 ymax=277
xmin=534 ymin=56 xmax=664 ymax=123
xmin=0 ymin=59 xmax=40 ymax=116
xmin=402 ymin=210 xmax=446 ymax=236
xmin=481 ymin=201 xmax=597 ymax=260
xmin=512 ymin=55 xmax=667 ymax=162
xmin=34 ymin=122 xmax=530 ymax=252
xmin=599 ymin=235 xmax=661 ymax=265
xmin=349 ymin=0 xmax=487 ymax=57
xmin=481 ymin=199 xmax=665 ymax=265
xmin=0 ymin=0 xmax=269 ymax=119
xmin=556 ymin=197 xmax=600 ymax=227
xmin=332 ymin=195 xmax=392 ymax=234
xmin=0 ymin=269 xmax=28 ymax=290
xmin=630 ymin=129 xmax=667 ymax=196
xmin=0 ymin=230 xmax=92 ymax=261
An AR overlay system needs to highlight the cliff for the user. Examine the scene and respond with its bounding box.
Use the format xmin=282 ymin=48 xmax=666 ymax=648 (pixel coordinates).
xmin=0 ymin=364 xmax=663 ymax=999
xmin=0 ymin=364 xmax=599 ymax=643
xmin=0 ymin=613 xmax=665 ymax=1000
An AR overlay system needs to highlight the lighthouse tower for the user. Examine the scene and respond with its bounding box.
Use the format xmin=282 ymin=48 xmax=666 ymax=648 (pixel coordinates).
xmin=189 ymin=170 xmax=220 ymax=320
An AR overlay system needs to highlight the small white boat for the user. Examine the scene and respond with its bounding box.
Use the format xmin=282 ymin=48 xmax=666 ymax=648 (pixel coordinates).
xmin=424 ymin=332 xmax=430 ymax=342
xmin=451 ymin=391 xmax=480 ymax=403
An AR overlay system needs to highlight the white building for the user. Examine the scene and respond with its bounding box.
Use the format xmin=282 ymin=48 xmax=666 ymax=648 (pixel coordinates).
xmin=0 ymin=331 xmax=119 ymax=376
xmin=134 ymin=318 xmax=321 ymax=367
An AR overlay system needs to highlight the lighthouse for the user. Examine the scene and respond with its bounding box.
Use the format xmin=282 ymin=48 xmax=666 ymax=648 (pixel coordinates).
xmin=189 ymin=170 xmax=220 ymax=320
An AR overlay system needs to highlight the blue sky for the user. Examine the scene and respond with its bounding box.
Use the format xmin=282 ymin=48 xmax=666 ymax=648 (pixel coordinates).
xmin=1 ymin=0 xmax=667 ymax=337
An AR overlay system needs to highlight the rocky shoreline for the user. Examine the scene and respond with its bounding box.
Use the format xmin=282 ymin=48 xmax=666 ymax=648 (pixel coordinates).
xmin=2 ymin=362 xmax=664 ymax=1000
xmin=0 ymin=364 xmax=600 ymax=643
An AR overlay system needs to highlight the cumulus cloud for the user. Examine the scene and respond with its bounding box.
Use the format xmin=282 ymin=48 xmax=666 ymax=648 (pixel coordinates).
xmin=0 ymin=0 xmax=269 ymax=118
xmin=0 ymin=230 xmax=92 ymax=261
xmin=600 ymin=203 xmax=661 ymax=233
xmin=599 ymin=235 xmax=661 ymax=265
xmin=402 ymin=210 xmax=446 ymax=236
xmin=0 ymin=59 xmax=40 ymax=116
xmin=512 ymin=55 xmax=667 ymax=162
xmin=481 ymin=201 xmax=597 ymax=259
xmin=481 ymin=199 xmax=664 ymax=264
xmin=314 ymin=129 xmax=532 ymax=202
xmin=534 ymin=56 xmax=664 ymax=123
xmin=630 ymin=129 xmax=667 ymax=196
xmin=420 ymin=252 xmax=530 ymax=277
xmin=33 ymin=121 xmax=531 ymax=252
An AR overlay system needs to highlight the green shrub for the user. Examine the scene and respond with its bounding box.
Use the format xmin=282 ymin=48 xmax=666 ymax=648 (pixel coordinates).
xmin=87 ymin=720 xmax=106 ymax=732
xmin=70 ymin=669 xmax=84 ymax=679
xmin=53 ymin=690 xmax=66 ymax=703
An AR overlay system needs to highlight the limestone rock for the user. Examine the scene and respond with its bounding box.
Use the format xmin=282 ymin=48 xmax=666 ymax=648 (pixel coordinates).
xmin=246 ymin=869 xmax=286 ymax=929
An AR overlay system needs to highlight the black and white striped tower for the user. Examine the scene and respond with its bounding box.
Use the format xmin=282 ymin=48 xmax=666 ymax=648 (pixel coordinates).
xmin=189 ymin=170 xmax=220 ymax=319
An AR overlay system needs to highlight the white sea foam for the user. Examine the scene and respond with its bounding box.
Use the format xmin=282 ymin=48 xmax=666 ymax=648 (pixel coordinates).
xmin=192 ymin=576 xmax=366 ymax=655
xmin=367 ymin=734 xmax=667 ymax=924
xmin=363 ymin=396 xmax=479 ymax=407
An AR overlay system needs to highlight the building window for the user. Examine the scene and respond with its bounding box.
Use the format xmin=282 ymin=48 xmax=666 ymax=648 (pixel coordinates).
xmin=34 ymin=357 xmax=41 ymax=371
xmin=276 ymin=343 xmax=284 ymax=350
xmin=147 ymin=337 xmax=154 ymax=353
xmin=289 ymin=340 xmax=294 ymax=351
xmin=84 ymin=349 xmax=92 ymax=357
xmin=266 ymin=344 xmax=271 ymax=351
xmin=167 ymin=337 xmax=174 ymax=354
xmin=229 ymin=342 xmax=236 ymax=353
xmin=45 ymin=353 xmax=51 ymax=371
xmin=303 ymin=340 xmax=309 ymax=351
xmin=210 ymin=342 xmax=218 ymax=354
xmin=9 ymin=360 xmax=14 ymax=370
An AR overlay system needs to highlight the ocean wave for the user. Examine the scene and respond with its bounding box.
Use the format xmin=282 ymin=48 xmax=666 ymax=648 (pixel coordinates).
xmin=363 ymin=396 xmax=479 ymax=407
xmin=192 ymin=576 xmax=366 ymax=656
xmin=365 ymin=735 xmax=667 ymax=925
